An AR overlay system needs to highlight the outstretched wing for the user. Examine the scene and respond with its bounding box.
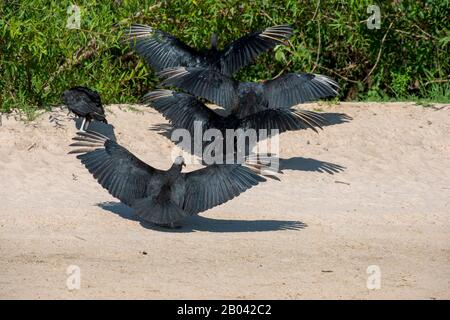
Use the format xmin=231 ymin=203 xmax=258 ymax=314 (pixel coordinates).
xmin=123 ymin=24 xmax=200 ymax=72
xmin=142 ymin=89 xmax=220 ymax=134
xmin=239 ymin=108 xmax=326 ymax=134
xmin=181 ymin=164 xmax=266 ymax=215
xmin=69 ymin=130 xmax=162 ymax=207
xmin=220 ymin=25 xmax=293 ymax=75
xmin=159 ymin=67 xmax=239 ymax=111
xmin=263 ymin=73 xmax=339 ymax=109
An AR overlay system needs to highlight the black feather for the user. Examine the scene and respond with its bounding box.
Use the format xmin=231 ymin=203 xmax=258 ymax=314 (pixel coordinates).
xmin=61 ymin=86 xmax=107 ymax=123
xmin=70 ymin=130 xmax=270 ymax=225
xmin=157 ymin=67 xmax=339 ymax=118
xmin=124 ymin=24 xmax=293 ymax=76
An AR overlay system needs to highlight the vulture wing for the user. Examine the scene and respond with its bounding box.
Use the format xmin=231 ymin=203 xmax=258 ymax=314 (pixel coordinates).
xmin=182 ymin=164 xmax=266 ymax=215
xmin=143 ymin=89 xmax=220 ymax=135
xmin=70 ymin=131 xmax=191 ymax=224
xmin=62 ymin=87 xmax=106 ymax=121
xmin=159 ymin=67 xmax=239 ymax=111
xmin=124 ymin=24 xmax=200 ymax=72
xmin=263 ymin=73 xmax=339 ymax=109
xmin=220 ymin=25 xmax=293 ymax=76
xmin=239 ymin=108 xmax=326 ymax=134
xmin=72 ymin=86 xmax=102 ymax=106
xmin=69 ymin=131 xmax=163 ymax=207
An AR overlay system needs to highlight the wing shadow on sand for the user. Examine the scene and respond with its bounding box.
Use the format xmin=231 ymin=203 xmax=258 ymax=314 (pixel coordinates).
xmin=97 ymin=201 xmax=307 ymax=233
xmin=279 ymin=157 xmax=345 ymax=174
xmin=320 ymin=112 xmax=353 ymax=125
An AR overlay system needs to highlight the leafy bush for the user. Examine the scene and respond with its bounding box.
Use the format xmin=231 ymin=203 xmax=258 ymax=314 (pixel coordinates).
xmin=391 ymin=66 xmax=412 ymax=98
xmin=1 ymin=0 xmax=448 ymax=115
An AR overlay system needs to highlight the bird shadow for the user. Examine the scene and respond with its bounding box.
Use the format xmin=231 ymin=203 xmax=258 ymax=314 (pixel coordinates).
xmin=279 ymin=157 xmax=345 ymax=174
xmin=97 ymin=201 xmax=306 ymax=233
xmin=320 ymin=112 xmax=353 ymax=126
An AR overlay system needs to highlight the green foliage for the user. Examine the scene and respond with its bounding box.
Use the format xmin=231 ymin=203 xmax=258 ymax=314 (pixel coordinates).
xmin=1 ymin=0 xmax=449 ymax=115
xmin=390 ymin=67 xmax=412 ymax=98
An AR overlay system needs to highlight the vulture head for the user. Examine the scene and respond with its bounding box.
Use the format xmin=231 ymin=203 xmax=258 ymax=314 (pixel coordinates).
xmin=210 ymin=33 xmax=218 ymax=50
xmin=60 ymin=89 xmax=72 ymax=107
xmin=174 ymin=155 xmax=186 ymax=167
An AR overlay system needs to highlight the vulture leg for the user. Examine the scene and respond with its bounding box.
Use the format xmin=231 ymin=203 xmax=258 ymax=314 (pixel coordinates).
xmin=79 ymin=118 xmax=87 ymax=132
xmin=84 ymin=119 xmax=91 ymax=131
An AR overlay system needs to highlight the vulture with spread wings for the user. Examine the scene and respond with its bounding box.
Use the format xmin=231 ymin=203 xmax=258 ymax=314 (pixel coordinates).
xmin=70 ymin=130 xmax=270 ymax=227
xmin=123 ymin=24 xmax=293 ymax=76
xmin=143 ymin=89 xmax=326 ymax=137
xmin=143 ymin=90 xmax=327 ymax=163
xmin=158 ymin=67 xmax=339 ymax=118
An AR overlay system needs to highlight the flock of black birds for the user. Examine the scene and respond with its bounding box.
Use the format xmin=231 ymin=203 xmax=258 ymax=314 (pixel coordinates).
xmin=62 ymin=23 xmax=341 ymax=228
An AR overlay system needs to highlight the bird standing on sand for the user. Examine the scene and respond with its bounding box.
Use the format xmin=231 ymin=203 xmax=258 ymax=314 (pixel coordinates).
xmin=61 ymin=86 xmax=107 ymax=132
xmin=70 ymin=130 xmax=271 ymax=227
xmin=123 ymin=24 xmax=293 ymax=76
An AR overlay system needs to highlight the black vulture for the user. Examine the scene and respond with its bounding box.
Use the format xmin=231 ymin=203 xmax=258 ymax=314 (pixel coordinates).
xmin=143 ymin=90 xmax=326 ymax=164
xmin=61 ymin=86 xmax=107 ymax=131
xmin=143 ymin=89 xmax=326 ymax=136
xmin=69 ymin=130 xmax=271 ymax=227
xmin=158 ymin=67 xmax=339 ymax=118
xmin=123 ymin=24 xmax=293 ymax=76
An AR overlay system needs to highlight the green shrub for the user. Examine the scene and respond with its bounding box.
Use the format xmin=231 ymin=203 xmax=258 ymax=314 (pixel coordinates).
xmin=1 ymin=0 xmax=448 ymax=115
xmin=391 ymin=67 xmax=411 ymax=98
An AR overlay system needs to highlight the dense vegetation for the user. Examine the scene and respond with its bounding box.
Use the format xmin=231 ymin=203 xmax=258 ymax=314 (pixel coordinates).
xmin=1 ymin=0 xmax=448 ymax=116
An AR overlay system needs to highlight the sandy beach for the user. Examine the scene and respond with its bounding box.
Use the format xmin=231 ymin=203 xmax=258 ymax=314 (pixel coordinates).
xmin=0 ymin=102 xmax=449 ymax=299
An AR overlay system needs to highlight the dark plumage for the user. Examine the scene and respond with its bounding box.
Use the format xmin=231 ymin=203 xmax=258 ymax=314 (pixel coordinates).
xmin=124 ymin=24 xmax=293 ymax=76
xmin=143 ymin=90 xmax=326 ymax=163
xmin=158 ymin=67 xmax=339 ymax=118
xmin=61 ymin=86 xmax=107 ymax=131
xmin=69 ymin=130 xmax=270 ymax=226
xmin=143 ymin=89 xmax=326 ymax=136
